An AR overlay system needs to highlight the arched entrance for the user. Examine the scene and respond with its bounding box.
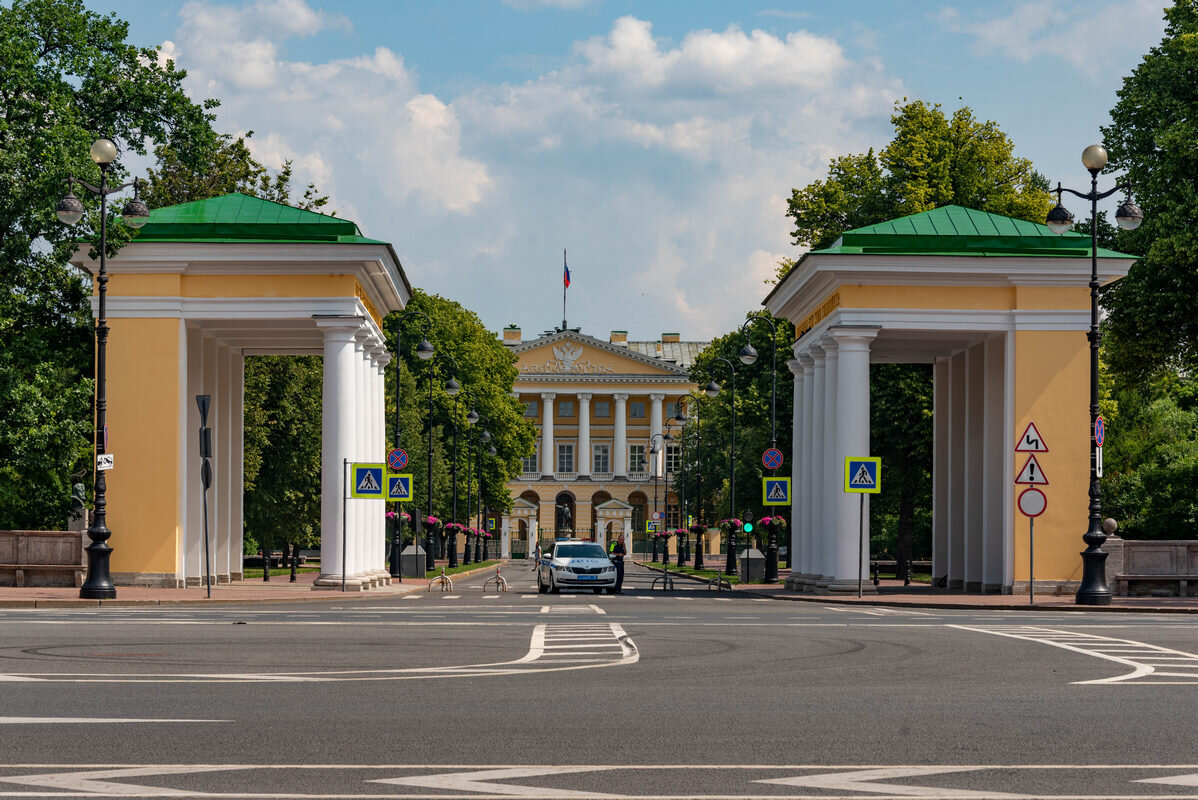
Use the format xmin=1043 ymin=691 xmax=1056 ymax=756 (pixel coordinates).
xmin=628 ymin=491 xmax=648 ymax=556
xmin=554 ymin=491 xmax=576 ymax=536
xmin=590 ymin=491 xmax=611 ymax=543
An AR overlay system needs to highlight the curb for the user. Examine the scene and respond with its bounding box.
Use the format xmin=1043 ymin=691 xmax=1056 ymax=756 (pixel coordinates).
xmin=0 ymin=562 xmax=507 ymax=609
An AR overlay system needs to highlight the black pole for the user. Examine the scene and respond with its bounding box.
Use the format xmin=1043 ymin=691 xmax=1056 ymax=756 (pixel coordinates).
xmin=713 ymin=358 xmax=737 ymax=576
xmin=1076 ymin=166 xmax=1112 ymax=605
xmin=450 ymin=395 xmax=460 ymax=569
xmin=389 ymin=309 xmax=431 ymax=582
xmin=80 ymin=162 xmax=116 ymax=600
xmin=426 ymin=365 xmax=435 ymax=571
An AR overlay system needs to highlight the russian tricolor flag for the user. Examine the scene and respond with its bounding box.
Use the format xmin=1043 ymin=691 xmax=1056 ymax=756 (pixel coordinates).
xmin=563 ymin=255 xmax=571 ymax=288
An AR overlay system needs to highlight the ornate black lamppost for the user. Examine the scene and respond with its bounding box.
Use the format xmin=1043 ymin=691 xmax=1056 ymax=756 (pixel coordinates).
xmin=675 ymin=392 xmax=706 ymax=569
xmin=740 ymin=315 xmax=780 ymax=582
xmin=424 ymin=354 xmax=460 ymax=570
xmin=477 ymin=432 xmax=494 ymax=561
xmin=1045 ymin=144 xmax=1143 ymax=606
xmin=56 ymin=138 xmax=151 ymax=600
xmin=706 ymin=357 xmax=737 ymax=575
xmin=449 ymin=391 xmax=480 ymax=569
xmin=649 ymin=431 xmax=669 ymax=564
xmin=389 ymin=311 xmax=435 ymax=580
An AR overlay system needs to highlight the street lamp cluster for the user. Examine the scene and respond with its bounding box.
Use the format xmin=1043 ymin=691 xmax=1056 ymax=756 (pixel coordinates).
xmin=1046 ymin=144 xmax=1143 ymax=606
xmin=390 ymin=314 xmax=494 ymax=578
xmin=56 ymin=137 xmax=151 ymax=600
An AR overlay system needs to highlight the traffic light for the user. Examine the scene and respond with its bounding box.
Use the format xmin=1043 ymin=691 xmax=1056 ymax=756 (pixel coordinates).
xmin=743 ymin=521 xmax=753 ymax=534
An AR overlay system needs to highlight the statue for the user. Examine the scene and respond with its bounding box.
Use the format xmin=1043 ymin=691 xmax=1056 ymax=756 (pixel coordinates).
xmin=68 ymin=483 xmax=88 ymax=531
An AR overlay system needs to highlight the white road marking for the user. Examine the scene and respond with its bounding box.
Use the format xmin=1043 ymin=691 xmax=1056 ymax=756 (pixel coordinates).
xmin=757 ymin=766 xmax=1027 ymax=797
xmin=0 ymin=765 xmax=239 ymax=795
xmin=372 ymin=766 xmax=618 ymax=797
xmin=0 ymin=717 xmax=228 ymax=724
xmin=954 ymin=624 xmax=1198 ymax=684
xmin=1137 ymin=773 xmax=1198 ymax=787
xmin=0 ymin=623 xmax=637 ymax=684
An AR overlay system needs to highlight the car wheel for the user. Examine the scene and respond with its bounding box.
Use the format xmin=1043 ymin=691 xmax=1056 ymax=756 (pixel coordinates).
xmin=549 ymin=576 xmax=560 ymax=594
xmin=537 ymin=574 xmax=548 ymax=594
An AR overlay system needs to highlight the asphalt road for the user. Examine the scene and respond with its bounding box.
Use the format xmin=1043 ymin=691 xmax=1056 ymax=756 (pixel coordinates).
xmin=1 ymin=562 xmax=1197 ymax=799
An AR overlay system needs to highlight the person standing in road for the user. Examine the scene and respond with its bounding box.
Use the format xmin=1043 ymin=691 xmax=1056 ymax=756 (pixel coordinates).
xmin=611 ymin=536 xmax=626 ymax=594
xmin=532 ymin=542 xmax=542 ymax=571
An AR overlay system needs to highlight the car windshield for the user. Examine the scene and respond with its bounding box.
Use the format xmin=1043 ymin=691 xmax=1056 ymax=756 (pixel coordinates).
xmin=554 ymin=543 xmax=608 ymax=559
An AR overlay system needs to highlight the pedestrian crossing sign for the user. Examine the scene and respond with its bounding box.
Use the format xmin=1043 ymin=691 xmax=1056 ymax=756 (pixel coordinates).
xmin=387 ymin=473 xmax=412 ymax=500
xmin=762 ymin=477 xmax=791 ymax=505
xmin=350 ymin=463 xmax=385 ymax=498
xmin=646 ymin=520 xmax=661 ymax=533
xmin=844 ymin=457 xmax=881 ymax=494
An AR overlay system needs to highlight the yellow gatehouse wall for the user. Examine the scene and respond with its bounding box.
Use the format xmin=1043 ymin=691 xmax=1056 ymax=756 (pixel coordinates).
xmin=104 ymin=317 xmax=185 ymax=580
xmin=1012 ymin=330 xmax=1090 ymax=585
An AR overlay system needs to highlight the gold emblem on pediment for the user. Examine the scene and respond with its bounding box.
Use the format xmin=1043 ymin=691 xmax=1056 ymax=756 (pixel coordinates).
xmin=520 ymin=342 xmax=614 ymax=374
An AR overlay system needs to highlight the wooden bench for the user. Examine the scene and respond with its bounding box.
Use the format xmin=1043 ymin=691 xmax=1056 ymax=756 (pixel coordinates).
xmin=0 ymin=530 xmax=86 ymax=588
xmin=1115 ymin=541 xmax=1198 ymax=598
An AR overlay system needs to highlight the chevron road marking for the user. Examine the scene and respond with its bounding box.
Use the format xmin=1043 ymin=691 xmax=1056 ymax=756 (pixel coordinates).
xmin=0 ymin=623 xmax=637 ymax=684
xmin=2 ymin=764 xmax=1198 ymax=798
xmin=953 ymin=624 xmax=1198 ymax=684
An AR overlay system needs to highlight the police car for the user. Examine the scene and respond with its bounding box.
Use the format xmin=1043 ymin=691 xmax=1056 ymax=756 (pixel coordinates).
xmin=537 ymin=539 xmax=617 ymax=594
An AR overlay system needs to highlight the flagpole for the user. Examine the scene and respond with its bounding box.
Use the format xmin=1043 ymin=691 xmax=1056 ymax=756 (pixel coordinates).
xmin=562 ymin=247 xmax=568 ymax=331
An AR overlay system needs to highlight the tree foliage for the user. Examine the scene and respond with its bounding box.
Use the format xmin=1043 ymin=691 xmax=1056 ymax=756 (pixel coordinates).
xmin=785 ymin=100 xmax=1050 ymax=263
xmin=1101 ymin=0 xmax=1198 ymax=383
xmin=0 ymin=0 xmax=215 ymax=528
xmin=385 ymin=291 xmax=537 ymax=524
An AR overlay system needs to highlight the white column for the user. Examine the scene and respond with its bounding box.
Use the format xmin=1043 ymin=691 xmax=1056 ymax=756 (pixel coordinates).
xmin=649 ymin=393 xmax=665 ymax=477
xmin=372 ymin=345 xmax=388 ymax=580
xmin=577 ymin=393 xmax=592 ymax=478
xmin=541 ymin=392 xmax=556 ymax=476
xmin=798 ymin=353 xmax=816 ymax=588
xmin=982 ymin=336 xmax=1006 ymax=593
xmin=501 ymin=516 xmax=511 ymax=558
xmin=932 ymin=357 xmax=950 ymax=586
xmin=613 ymin=394 xmax=628 ymax=477
xmin=948 ymin=349 xmax=967 ymax=590
xmin=231 ymin=351 xmax=245 ymax=580
xmin=216 ymin=343 xmax=233 ymax=583
xmin=315 ymin=319 xmax=363 ymax=589
xmin=351 ymin=331 xmax=370 ymax=584
xmin=786 ymin=357 xmax=803 ymax=590
xmin=807 ymin=345 xmax=826 ymax=590
xmin=829 ymin=327 xmax=878 ymax=592
xmin=819 ymin=338 xmax=838 ymax=588
xmin=964 ymin=342 xmax=985 ymax=593
xmin=201 ymin=332 xmax=218 ymax=588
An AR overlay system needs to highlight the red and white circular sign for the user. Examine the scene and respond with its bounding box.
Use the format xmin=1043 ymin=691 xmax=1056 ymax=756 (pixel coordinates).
xmin=1018 ymin=487 xmax=1047 ymax=517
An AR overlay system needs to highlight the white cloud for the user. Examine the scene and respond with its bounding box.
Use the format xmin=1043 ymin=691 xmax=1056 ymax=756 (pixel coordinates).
xmin=166 ymin=0 xmax=490 ymax=215
xmin=940 ymin=0 xmax=1166 ymax=80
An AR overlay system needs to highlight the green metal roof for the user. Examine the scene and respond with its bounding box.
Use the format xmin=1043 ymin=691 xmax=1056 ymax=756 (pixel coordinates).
xmin=132 ymin=192 xmax=385 ymax=244
xmin=815 ymin=205 xmax=1137 ymax=259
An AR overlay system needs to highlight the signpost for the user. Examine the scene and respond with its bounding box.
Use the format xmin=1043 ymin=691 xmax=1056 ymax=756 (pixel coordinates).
xmin=844 ymin=457 xmax=882 ymax=597
xmin=387 ymin=474 xmax=412 ymax=501
xmin=762 ymin=477 xmax=790 ymax=505
xmin=387 ymin=448 xmax=408 ymax=471
xmin=96 ymin=453 xmax=114 ymax=471
xmin=1094 ymin=416 xmax=1105 ymax=478
xmin=762 ymin=448 xmax=784 ymax=470
xmin=1015 ymin=422 xmax=1049 ymax=604
xmin=1018 ymin=488 xmax=1047 ymax=605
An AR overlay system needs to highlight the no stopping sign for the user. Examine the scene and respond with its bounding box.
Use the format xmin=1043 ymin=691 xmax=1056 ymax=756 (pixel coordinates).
xmin=1018 ymin=487 xmax=1047 ymax=517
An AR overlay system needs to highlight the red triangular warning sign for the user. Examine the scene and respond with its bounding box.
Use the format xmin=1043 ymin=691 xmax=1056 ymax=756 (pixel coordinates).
xmin=1015 ymin=421 xmax=1049 ymax=453
xmin=1015 ymin=454 xmax=1049 ymax=485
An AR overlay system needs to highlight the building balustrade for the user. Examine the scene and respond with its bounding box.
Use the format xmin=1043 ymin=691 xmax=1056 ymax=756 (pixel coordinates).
xmin=519 ymin=471 xmax=541 ymax=481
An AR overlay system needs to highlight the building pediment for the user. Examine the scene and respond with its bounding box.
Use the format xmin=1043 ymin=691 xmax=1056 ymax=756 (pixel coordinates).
xmin=512 ymin=331 xmax=688 ymax=377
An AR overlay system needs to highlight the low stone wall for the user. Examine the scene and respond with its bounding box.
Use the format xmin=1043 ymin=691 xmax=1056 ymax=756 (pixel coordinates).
xmin=1111 ymin=539 xmax=1198 ymax=597
xmin=0 ymin=530 xmax=86 ymax=587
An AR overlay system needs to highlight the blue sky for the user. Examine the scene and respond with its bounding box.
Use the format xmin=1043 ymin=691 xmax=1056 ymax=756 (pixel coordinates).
xmin=87 ymin=0 xmax=1169 ymax=341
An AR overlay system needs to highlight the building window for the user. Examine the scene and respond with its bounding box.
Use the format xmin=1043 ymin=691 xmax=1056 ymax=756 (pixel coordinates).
xmin=628 ymin=443 xmax=646 ymax=473
xmin=522 ymin=445 xmax=539 ymax=474
xmin=593 ymin=444 xmax=610 ymax=473
xmin=524 ymin=400 xmax=538 ymax=418
xmin=666 ymin=444 xmax=682 ymax=474
xmin=559 ymin=400 xmax=574 ymax=418
xmin=594 ymin=401 xmax=610 ymax=418
xmin=629 ymin=401 xmax=646 ymax=419
xmin=666 ymin=401 xmax=680 ymax=419
xmin=667 ymin=502 xmax=680 ymax=528
xmin=557 ymin=443 xmax=575 ymax=473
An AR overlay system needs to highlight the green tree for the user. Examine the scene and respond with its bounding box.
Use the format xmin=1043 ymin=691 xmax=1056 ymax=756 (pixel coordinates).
xmin=685 ymin=312 xmax=795 ymax=538
xmin=782 ymin=99 xmax=1050 ymax=575
xmin=1101 ymin=0 xmax=1198 ymax=383
xmin=0 ymin=0 xmax=215 ymax=528
xmin=385 ymin=290 xmax=536 ymax=527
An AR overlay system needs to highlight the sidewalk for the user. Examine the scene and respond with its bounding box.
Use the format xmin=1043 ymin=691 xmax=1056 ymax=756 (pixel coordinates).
xmin=637 ymin=560 xmax=1198 ymax=613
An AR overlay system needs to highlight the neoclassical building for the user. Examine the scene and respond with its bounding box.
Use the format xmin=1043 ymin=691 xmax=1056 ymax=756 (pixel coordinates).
xmin=498 ymin=326 xmax=707 ymax=557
